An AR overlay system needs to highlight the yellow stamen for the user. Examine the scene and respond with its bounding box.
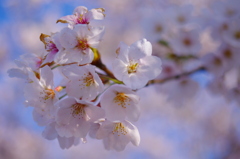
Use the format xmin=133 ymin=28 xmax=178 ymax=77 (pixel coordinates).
xmin=127 ymin=62 xmax=138 ymax=74
xmin=71 ymin=103 xmax=86 ymax=117
xmin=82 ymin=73 xmax=94 ymax=87
xmin=44 ymin=88 xmax=55 ymax=100
xmin=114 ymin=92 xmax=130 ymax=108
xmin=112 ymin=123 xmax=127 ymax=136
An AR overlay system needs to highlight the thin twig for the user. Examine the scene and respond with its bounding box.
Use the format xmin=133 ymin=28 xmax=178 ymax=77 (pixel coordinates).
xmin=146 ymin=66 xmax=206 ymax=86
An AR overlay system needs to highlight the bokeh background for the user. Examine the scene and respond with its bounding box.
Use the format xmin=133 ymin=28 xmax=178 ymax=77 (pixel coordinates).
xmin=1 ymin=0 xmax=240 ymax=158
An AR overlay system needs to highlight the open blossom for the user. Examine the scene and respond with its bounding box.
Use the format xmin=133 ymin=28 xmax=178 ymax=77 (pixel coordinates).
xmin=100 ymin=84 xmax=140 ymax=122
xmin=62 ymin=64 xmax=104 ymax=101
xmin=57 ymin=25 xmax=104 ymax=64
xmin=112 ymin=39 xmax=162 ymax=90
xmin=57 ymin=6 xmax=105 ymax=28
xmin=169 ymin=29 xmax=201 ymax=55
xmin=222 ymin=21 xmax=240 ymax=48
xmin=167 ymin=4 xmax=194 ymax=27
xmin=55 ymin=97 xmax=105 ymax=138
xmin=24 ymin=66 xmax=58 ymax=126
xmin=90 ymin=119 xmax=140 ymax=152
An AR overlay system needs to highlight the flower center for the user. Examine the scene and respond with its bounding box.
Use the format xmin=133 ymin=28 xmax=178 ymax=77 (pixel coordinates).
xmin=183 ymin=38 xmax=192 ymax=46
xmin=226 ymin=9 xmax=235 ymax=16
xmin=46 ymin=41 xmax=59 ymax=54
xmin=41 ymin=88 xmax=55 ymax=101
xmin=114 ymin=92 xmax=130 ymax=108
xmin=213 ymin=57 xmax=222 ymax=66
xmin=223 ymin=49 xmax=232 ymax=59
xmin=71 ymin=103 xmax=86 ymax=117
xmin=77 ymin=39 xmax=89 ymax=50
xmin=82 ymin=73 xmax=94 ymax=87
xmin=112 ymin=123 xmax=127 ymax=136
xmin=234 ymin=31 xmax=240 ymax=40
xmin=177 ymin=16 xmax=186 ymax=23
xmin=127 ymin=62 xmax=138 ymax=74
xmin=155 ymin=24 xmax=163 ymax=33
xmin=77 ymin=14 xmax=89 ymax=24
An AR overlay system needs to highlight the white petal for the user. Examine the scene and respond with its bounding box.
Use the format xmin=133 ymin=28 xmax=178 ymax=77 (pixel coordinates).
xmin=123 ymin=73 xmax=149 ymax=90
xmin=59 ymin=27 xmax=78 ymax=49
xmin=89 ymin=8 xmax=105 ymax=20
xmin=139 ymin=56 xmax=162 ymax=80
xmin=42 ymin=122 xmax=58 ymax=140
xmin=129 ymin=38 xmax=152 ymax=60
xmin=57 ymin=136 xmax=75 ymax=149
xmin=112 ymin=59 xmax=128 ymax=81
xmin=123 ymin=120 xmax=140 ymax=146
xmin=73 ymin=6 xmax=88 ymax=15
xmin=85 ymin=105 xmax=105 ymax=122
xmin=40 ymin=66 xmax=54 ymax=88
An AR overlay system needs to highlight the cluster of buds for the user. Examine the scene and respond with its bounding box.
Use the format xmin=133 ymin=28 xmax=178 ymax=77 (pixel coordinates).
xmin=8 ymin=6 xmax=162 ymax=151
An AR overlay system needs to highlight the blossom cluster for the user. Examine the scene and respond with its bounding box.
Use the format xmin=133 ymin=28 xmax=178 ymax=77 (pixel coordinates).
xmin=8 ymin=6 xmax=162 ymax=151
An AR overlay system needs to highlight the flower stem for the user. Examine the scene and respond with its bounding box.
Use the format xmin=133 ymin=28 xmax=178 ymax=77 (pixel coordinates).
xmin=59 ymin=93 xmax=67 ymax=100
xmin=91 ymin=48 xmax=116 ymax=79
xmin=98 ymin=73 xmax=123 ymax=84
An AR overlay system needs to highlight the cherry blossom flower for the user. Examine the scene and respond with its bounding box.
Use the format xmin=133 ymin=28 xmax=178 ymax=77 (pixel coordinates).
xmin=201 ymin=53 xmax=226 ymax=77
xmin=222 ymin=21 xmax=240 ymax=48
xmin=169 ymin=29 xmax=201 ymax=55
xmin=211 ymin=0 xmax=240 ymax=22
xmin=218 ymin=43 xmax=240 ymax=69
xmin=57 ymin=6 xmax=105 ymax=28
xmin=57 ymin=25 xmax=104 ymax=64
xmin=55 ymin=97 xmax=105 ymax=138
xmin=90 ymin=119 xmax=140 ymax=152
xmin=100 ymin=84 xmax=140 ymax=122
xmin=167 ymin=4 xmax=194 ymax=27
xmin=62 ymin=64 xmax=104 ymax=101
xmin=112 ymin=39 xmax=162 ymax=90
xmin=24 ymin=66 xmax=58 ymax=125
xmin=141 ymin=9 xmax=169 ymax=42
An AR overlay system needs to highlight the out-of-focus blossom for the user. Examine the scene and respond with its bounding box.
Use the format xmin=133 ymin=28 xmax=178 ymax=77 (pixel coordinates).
xmin=169 ymin=29 xmax=201 ymax=55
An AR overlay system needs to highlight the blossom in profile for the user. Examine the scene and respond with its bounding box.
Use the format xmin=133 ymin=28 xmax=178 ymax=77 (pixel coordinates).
xmin=57 ymin=25 xmax=104 ymax=64
xmin=40 ymin=32 xmax=63 ymax=63
xmin=42 ymin=122 xmax=81 ymax=149
xmin=112 ymin=39 xmax=162 ymax=90
xmin=7 ymin=52 xmax=47 ymax=82
xmin=24 ymin=66 xmax=58 ymax=125
xmin=57 ymin=6 xmax=105 ymax=28
xmin=90 ymin=119 xmax=140 ymax=152
xmin=62 ymin=64 xmax=104 ymax=101
xmin=100 ymin=84 xmax=140 ymax=122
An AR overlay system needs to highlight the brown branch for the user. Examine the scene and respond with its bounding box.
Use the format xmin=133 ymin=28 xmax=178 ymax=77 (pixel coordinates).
xmin=91 ymin=48 xmax=115 ymax=79
xmin=146 ymin=66 xmax=206 ymax=86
